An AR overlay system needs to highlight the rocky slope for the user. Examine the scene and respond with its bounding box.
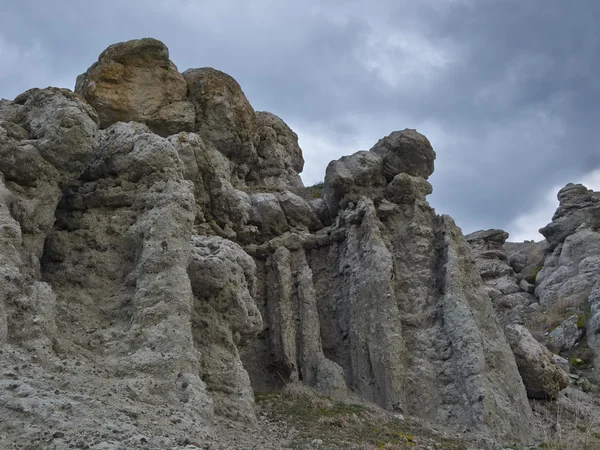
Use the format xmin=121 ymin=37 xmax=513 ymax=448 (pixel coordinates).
xmin=465 ymin=182 xmax=600 ymax=448
xmin=0 ymin=37 xmax=573 ymax=449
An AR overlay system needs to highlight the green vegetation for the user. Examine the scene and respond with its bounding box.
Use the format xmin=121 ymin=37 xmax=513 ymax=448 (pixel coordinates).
xmin=577 ymin=313 xmax=587 ymax=329
xmin=571 ymin=357 xmax=586 ymax=367
xmin=255 ymin=383 xmax=475 ymax=449
xmin=293 ymin=181 xmax=324 ymax=201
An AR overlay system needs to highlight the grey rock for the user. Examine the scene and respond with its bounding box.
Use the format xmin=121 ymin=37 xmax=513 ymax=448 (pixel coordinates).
xmin=184 ymin=67 xmax=257 ymax=165
xmin=246 ymin=195 xmax=536 ymax=444
xmin=535 ymin=225 xmax=600 ymax=308
xmin=370 ymin=128 xmax=435 ymax=181
xmin=547 ymin=315 xmax=582 ymax=353
xmin=385 ymin=172 xmax=432 ymax=204
xmin=0 ymin=40 xmax=544 ymax=448
xmin=249 ymin=193 xmax=289 ymax=237
xmin=264 ymin=247 xmax=347 ymax=399
xmin=466 ymin=229 xmax=537 ymax=327
xmin=189 ymin=235 xmax=262 ymax=421
xmin=308 ymin=198 xmax=331 ymax=226
xmin=278 ymin=190 xmax=322 ymax=231
xmin=553 ymin=354 xmax=571 ymax=373
xmin=540 ymin=184 xmax=600 ymax=250
xmin=505 ymin=324 xmax=569 ymax=399
xmin=251 ymin=111 xmax=304 ymax=189
xmin=519 ymin=279 xmax=535 ymax=294
xmin=322 ymin=151 xmax=386 ymax=215
xmin=504 ymin=239 xmax=547 ymax=282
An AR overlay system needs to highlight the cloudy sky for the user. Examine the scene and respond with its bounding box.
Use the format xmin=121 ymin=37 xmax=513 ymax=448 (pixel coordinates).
xmin=1 ymin=0 xmax=598 ymax=241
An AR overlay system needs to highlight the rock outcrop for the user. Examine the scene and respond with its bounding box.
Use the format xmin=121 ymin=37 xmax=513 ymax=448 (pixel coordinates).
xmin=534 ymin=184 xmax=600 ymax=373
xmin=0 ymin=38 xmax=540 ymax=448
xmin=244 ymin=137 xmax=535 ymax=444
xmin=75 ymin=38 xmax=195 ymax=137
xmin=466 ymin=229 xmax=538 ymax=327
xmin=504 ymin=239 xmax=547 ymax=284
xmin=505 ymin=324 xmax=569 ymax=399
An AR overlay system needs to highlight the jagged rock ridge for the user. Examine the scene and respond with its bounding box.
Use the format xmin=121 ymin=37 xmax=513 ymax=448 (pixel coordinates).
xmin=0 ymin=38 xmax=537 ymax=448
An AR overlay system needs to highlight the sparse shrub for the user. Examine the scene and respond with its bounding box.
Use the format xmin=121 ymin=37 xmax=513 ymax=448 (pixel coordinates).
xmin=532 ymin=265 xmax=543 ymax=282
xmin=528 ymin=293 xmax=588 ymax=342
xmin=571 ymin=357 xmax=586 ymax=367
xmin=281 ymin=381 xmax=333 ymax=409
xmin=293 ymin=181 xmax=324 ymax=201
xmin=577 ymin=313 xmax=587 ymax=329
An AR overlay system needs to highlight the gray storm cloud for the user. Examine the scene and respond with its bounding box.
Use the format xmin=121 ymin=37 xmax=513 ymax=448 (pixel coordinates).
xmin=1 ymin=0 xmax=598 ymax=239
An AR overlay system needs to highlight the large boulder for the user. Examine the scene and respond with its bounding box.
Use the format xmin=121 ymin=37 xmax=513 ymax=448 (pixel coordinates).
xmin=183 ymin=67 xmax=257 ymax=166
xmin=75 ymin=38 xmax=195 ymax=136
xmin=322 ymin=151 xmax=386 ymax=214
xmin=370 ymin=128 xmax=435 ymax=181
xmin=540 ymin=184 xmax=600 ymax=250
xmin=505 ymin=324 xmax=569 ymax=399
xmin=385 ymin=173 xmax=432 ymax=205
xmin=250 ymin=111 xmax=304 ymax=189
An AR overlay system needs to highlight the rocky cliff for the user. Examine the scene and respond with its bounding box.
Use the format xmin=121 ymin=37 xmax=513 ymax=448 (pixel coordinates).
xmin=465 ymin=183 xmax=600 ymax=445
xmin=0 ymin=38 xmax=541 ymax=449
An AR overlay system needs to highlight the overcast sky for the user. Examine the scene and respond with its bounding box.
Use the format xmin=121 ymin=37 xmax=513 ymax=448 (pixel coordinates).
xmin=1 ymin=0 xmax=598 ymax=241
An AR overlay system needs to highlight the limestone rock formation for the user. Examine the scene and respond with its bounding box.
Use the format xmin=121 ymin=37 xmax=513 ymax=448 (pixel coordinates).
xmin=505 ymin=324 xmax=569 ymax=399
xmin=183 ymin=67 xmax=257 ymax=166
xmin=244 ymin=140 xmax=535 ymax=444
xmin=504 ymin=239 xmax=547 ymax=283
xmin=370 ymin=129 xmax=435 ymax=181
xmin=75 ymin=38 xmax=195 ymax=136
xmin=534 ymin=183 xmax=600 ymax=372
xmin=252 ymin=111 xmax=304 ymax=189
xmin=0 ymin=38 xmax=542 ymax=448
xmin=466 ymin=229 xmax=538 ymax=327
xmin=540 ymin=183 xmax=600 ymax=250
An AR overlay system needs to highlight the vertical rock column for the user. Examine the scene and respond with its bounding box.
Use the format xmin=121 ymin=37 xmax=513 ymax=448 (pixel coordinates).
xmin=267 ymin=246 xmax=347 ymax=398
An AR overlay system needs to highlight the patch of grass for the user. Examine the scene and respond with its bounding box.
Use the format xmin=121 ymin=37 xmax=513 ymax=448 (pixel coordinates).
xmin=577 ymin=313 xmax=587 ymax=329
xmin=528 ymin=293 xmax=588 ymax=341
xmin=255 ymin=383 xmax=474 ymax=449
xmin=571 ymin=357 xmax=587 ymax=367
xmin=293 ymin=182 xmax=324 ymax=201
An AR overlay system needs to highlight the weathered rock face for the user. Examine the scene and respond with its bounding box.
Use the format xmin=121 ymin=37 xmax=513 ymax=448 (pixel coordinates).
xmin=504 ymin=239 xmax=547 ymax=283
xmin=466 ymin=229 xmax=538 ymax=327
xmin=1 ymin=38 xmax=539 ymax=447
xmin=76 ymin=39 xmax=304 ymax=191
xmin=75 ymin=38 xmax=195 ymax=136
xmin=188 ymin=235 xmax=262 ymax=420
xmin=533 ymin=183 xmax=600 ymax=372
xmin=370 ymin=129 xmax=435 ymax=181
xmin=540 ymin=184 xmax=600 ymax=250
xmin=322 ymin=130 xmax=433 ymax=217
xmin=505 ymin=324 xmax=569 ymax=399
xmin=243 ymin=141 xmax=535 ymax=444
xmin=251 ymin=111 xmax=304 ymax=189
xmin=183 ymin=67 xmax=257 ymax=166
